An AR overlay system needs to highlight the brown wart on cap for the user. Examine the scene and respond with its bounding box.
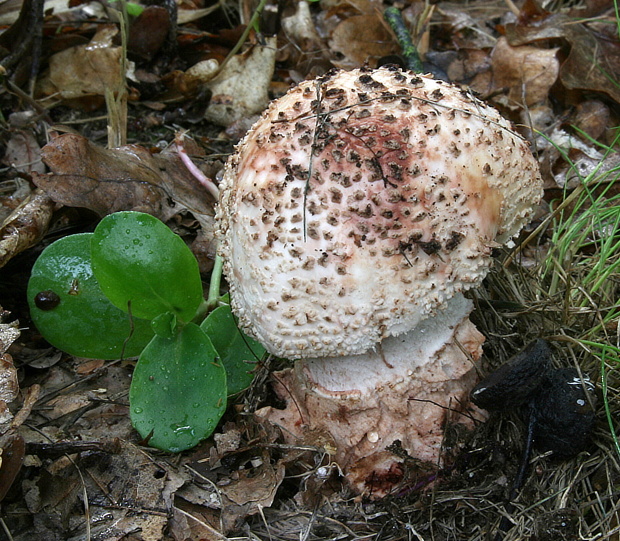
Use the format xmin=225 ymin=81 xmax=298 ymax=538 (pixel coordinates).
xmin=216 ymin=66 xmax=543 ymax=497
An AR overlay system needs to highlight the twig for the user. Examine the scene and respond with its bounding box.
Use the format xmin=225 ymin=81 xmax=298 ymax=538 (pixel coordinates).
xmin=383 ymin=7 xmax=423 ymax=73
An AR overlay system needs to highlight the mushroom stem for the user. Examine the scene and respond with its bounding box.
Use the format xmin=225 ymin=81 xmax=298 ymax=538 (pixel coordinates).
xmin=258 ymin=294 xmax=486 ymax=496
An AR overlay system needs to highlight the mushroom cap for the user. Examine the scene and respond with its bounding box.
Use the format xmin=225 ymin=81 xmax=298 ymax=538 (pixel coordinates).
xmin=217 ymin=67 xmax=542 ymax=359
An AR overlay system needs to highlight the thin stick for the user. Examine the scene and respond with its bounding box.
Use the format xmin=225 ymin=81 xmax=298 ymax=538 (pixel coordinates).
xmin=383 ymin=7 xmax=423 ymax=73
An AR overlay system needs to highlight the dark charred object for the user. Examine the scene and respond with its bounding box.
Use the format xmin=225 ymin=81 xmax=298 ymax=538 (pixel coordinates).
xmin=532 ymin=368 xmax=597 ymax=457
xmin=472 ymin=340 xmax=597 ymax=541
xmin=472 ymin=340 xmax=597 ymax=456
xmin=471 ymin=339 xmax=552 ymax=411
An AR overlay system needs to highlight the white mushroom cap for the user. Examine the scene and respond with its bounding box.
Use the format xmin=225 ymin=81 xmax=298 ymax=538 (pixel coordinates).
xmin=217 ymin=67 xmax=542 ymax=359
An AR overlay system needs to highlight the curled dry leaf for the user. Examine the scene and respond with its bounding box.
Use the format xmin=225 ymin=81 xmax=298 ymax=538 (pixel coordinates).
xmin=204 ymin=37 xmax=277 ymax=127
xmin=505 ymin=11 xmax=620 ymax=103
xmin=33 ymin=133 xmax=216 ymax=222
xmin=218 ymin=455 xmax=285 ymax=532
xmin=0 ymin=314 xmax=20 ymax=434
xmin=37 ymin=25 xmax=133 ymax=102
xmin=328 ymin=14 xmax=397 ymax=69
xmin=571 ymin=99 xmax=611 ymax=142
xmin=127 ymin=6 xmax=170 ymax=62
xmin=0 ymin=355 xmax=18 ymax=406
xmin=491 ymin=36 xmax=560 ymax=107
xmin=3 ymin=128 xmax=45 ymax=175
xmin=0 ymin=190 xmax=54 ymax=269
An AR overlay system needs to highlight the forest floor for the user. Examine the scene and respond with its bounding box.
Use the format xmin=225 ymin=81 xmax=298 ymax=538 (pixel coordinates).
xmin=1 ymin=0 xmax=620 ymax=539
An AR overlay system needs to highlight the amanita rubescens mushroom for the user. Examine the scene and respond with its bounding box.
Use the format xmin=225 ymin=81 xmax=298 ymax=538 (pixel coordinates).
xmin=216 ymin=66 xmax=543 ymax=496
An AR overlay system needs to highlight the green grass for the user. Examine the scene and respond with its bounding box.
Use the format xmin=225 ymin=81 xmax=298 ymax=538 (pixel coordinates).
xmin=535 ymin=130 xmax=620 ymax=463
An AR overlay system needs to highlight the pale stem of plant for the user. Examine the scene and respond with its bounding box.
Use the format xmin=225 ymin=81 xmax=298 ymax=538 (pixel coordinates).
xmin=174 ymin=133 xmax=224 ymax=314
xmin=175 ymin=132 xmax=220 ymax=200
xmin=503 ymin=0 xmax=520 ymax=17
xmin=106 ymin=0 xmax=129 ymax=147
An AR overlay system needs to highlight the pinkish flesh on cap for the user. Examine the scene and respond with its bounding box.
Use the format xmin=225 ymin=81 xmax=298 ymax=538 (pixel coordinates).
xmin=216 ymin=66 xmax=543 ymax=496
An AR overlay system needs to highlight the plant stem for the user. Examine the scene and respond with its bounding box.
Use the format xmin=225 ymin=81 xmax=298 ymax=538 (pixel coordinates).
xmin=383 ymin=7 xmax=423 ymax=73
xmin=106 ymin=0 xmax=128 ymax=147
xmin=206 ymin=253 xmax=224 ymax=309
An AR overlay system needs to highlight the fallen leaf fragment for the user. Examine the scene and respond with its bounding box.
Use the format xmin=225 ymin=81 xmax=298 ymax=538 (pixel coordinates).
xmin=0 ymin=316 xmax=19 ymax=431
xmin=218 ymin=453 xmax=285 ymax=532
xmin=329 ymin=13 xmax=397 ymax=69
xmin=127 ymin=6 xmax=170 ymax=61
xmin=0 ymin=189 xmax=54 ymax=269
xmin=21 ymin=440 xmax=185 ymax=540
xmin=491 ymin=36 xmax=559 ymax=106
xmin=0 ymin=432 xmax=25 ymax=502
xmin=33 ymin=133 xmax=216 ymax=222
xmin=3 ymin=128 xmax=45 ymax=175
xmin=571 ymin=100 xmax=611 ymax=142
xmin=204 ymin=36 xmax=277 ymax=127
xmin=37 ymin=25 xmax=134 ymax=102
xmin=505 ymin=12 xmax=620 ymax=103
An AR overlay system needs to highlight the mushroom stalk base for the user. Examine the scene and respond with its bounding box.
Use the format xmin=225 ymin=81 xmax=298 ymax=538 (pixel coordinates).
xmin=258 ymin=294 xmax=485 ymax=497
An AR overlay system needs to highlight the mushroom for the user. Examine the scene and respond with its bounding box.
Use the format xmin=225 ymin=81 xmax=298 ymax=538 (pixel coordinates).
xmin=216 ymin=66 xmax=543 ymax=496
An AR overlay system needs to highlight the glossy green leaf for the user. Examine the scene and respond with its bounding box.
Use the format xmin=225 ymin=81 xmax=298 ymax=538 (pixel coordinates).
xmin=91 ymin=212 xmax=203 ymax=322
xmin=151 ymin=312 xmax=177 ymax=338
xmin=27 ymin=233 xmax=154 ymax=359
xmin=130 ymin=322 xmax=227 ymax=452
xmin=201 ymin=305 xmax=265 ymax=395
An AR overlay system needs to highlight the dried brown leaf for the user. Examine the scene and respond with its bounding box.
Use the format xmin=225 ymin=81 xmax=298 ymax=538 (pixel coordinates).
xmin=127 ymin=6 xmax=170 ymax=61
xmin=505 ymin=12 xmax=620 ymax=103
xmin=0 ymin=355 xmax=18 ymax=405
xmin=205 ymin=36 xmax=277 ymax=127
xmin=571 ymin=99 xmax=611 ymax=141
xmin=328 ymin=14 xmax=397 ymax=69
xmin=491 ymin=36 xmax=559 ymax=106
xmin=0 ymin=189 xmax=54 ymax=269
xmin=0 ymin=433 xmax=25 ymax=502
xmin=37 ymin=25 xmax=128 ymax=101
xmin=219 ymin=454 xmax=285 ymax=532
xmin=2 ymin=129 xmax=45 ymax=175
xmin=33 ymin=133 xmax=216 ymax=221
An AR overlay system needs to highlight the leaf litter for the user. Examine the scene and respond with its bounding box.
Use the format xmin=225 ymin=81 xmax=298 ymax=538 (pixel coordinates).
xmin=1 ymin=0 xmax=620 ymax=539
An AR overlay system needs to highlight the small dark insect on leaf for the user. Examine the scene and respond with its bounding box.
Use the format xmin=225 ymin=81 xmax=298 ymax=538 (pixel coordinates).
xmin=34 ymin=290 xmax=61 ymax=311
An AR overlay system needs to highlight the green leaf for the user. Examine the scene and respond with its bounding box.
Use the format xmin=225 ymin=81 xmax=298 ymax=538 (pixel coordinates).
xmin=108 ymin=0 xmax=144 ymax=17
xmin=27 ymin=233 xmax=154 ymax=359
xmin=91 ymin=212 xmax=203 ymax=322
xmin=151 ymin=312 xmax=178 ymax=338
xmin=130 ymin=322 xmax=227 ymax=452
xmin=201 ymin=305 xmax=265 ymax=395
